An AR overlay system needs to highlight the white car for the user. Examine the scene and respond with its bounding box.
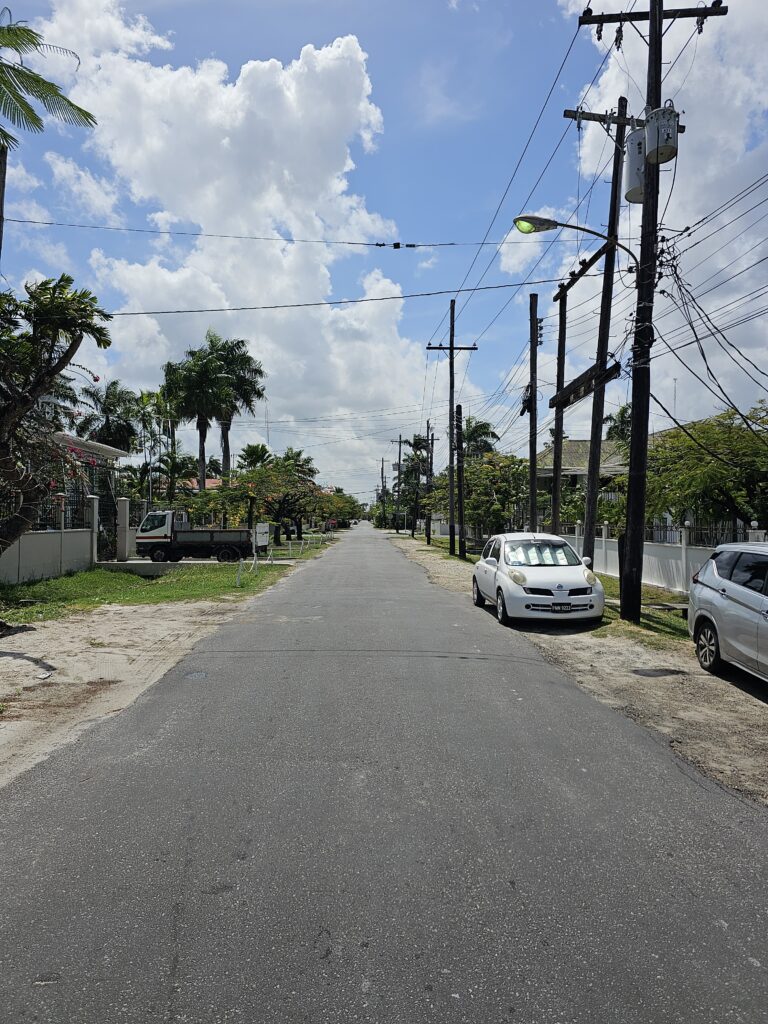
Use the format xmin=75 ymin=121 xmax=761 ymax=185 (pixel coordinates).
xmin=688 ymin=542 xmax=768 ymax=682
xmin=472 ymin=532 xmax=605 ymax=625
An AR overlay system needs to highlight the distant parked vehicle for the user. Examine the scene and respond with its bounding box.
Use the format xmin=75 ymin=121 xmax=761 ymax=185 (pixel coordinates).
xmin=688 ymin=542 xmax=768 ymax=682
xmin=472 ymin=532 xmax=604 ymax=625
xmin=136 ymin=510 xmax=254 ymax=563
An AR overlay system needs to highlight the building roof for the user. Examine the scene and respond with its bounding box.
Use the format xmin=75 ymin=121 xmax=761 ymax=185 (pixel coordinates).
xmin=537 ymin=438 xmax=627 ymax=476
xmin=54 ymin=431 xmax=128 ymax=461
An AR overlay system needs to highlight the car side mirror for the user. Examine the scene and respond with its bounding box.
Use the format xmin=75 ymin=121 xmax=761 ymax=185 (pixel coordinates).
xmin=582 ymin=556 xmax=592 ymax=566
xmin=486 ymin=556 xmax=498 ymax=567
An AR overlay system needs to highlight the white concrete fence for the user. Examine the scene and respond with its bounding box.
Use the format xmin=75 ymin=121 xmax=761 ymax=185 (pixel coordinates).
xmin=565 ymin=522 xmax=712 ymax=594
xmin=0 ymin=496 xmax=99 ymax=585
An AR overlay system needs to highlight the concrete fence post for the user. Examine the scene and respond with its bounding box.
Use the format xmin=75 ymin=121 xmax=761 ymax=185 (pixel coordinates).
xmin=116 ymin=497 xmax=130 ymax=562
xmin=602 ymin=521 xmax=609 ymax=574
xmin=54 ymin=492 xmax=66 ymax=575
xmin=575 ymin=520 xmax=582 ymax=557
xmin=681 ymin=521 xmax=690 ymax=592
xmin=88 ymin=495 xmax=99 ymax=567
xmin=141 ymin=499 xmax=149 ymax=523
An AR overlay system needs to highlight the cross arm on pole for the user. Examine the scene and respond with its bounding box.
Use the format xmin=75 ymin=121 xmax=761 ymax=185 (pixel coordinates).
xmin=563 ymin=109 xmax=685 ymax=133
xmin=578 ymin=6 xmax=727 ymax=26
xmin=426 ymin=344 xmax=478 ymax=351
xmin=553 ymin=243 xmax=611 ymax=301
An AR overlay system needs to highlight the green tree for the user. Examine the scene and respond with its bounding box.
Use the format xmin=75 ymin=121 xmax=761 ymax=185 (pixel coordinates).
xmin=645 ymin=404 xmax=768 ymax=526
xmin=425 ymin=452 xmax=528 ymax=539
xmin=0 ymin=15 xmax=96 ymax=151
xmin=76 ymin=379 xmax=138 ymax=452
xmin=163 ymin=344 xmax=229 ymax=493
xmin=603 ymin=403 xmax=631 ymax=445
xmin=463 ymin=416 xmax=500 ymax=458
xmin=0 ymin=275 xmax=111 ymax=552
xmin=237 ymin=443 xmax=273 ymax=471
xmin=204 ymin=331 xmax=266 ymax=485
xmin=206 ymin=455 xmax=222 ymax=477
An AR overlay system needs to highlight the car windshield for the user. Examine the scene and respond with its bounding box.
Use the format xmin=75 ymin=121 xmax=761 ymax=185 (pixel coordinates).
xmin=504 ymin=540 xmax=580 ymax=567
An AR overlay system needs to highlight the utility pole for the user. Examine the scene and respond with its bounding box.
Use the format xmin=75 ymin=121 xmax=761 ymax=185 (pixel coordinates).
xmin=580 ymin=2 xmax=728 ymax=622
xmin=550 ymin=239 xmax=613 ymax=531
xmin=425 ymin=423 xmax=434 ymax=545
xmin=394 ymin=434 xmax=402 ymax=533
xmin=426 ymin=299 xmax=476 ymax=556
xmin=455 ymin=404 xmax=466 ymax=559
xmin=551 ymin=293 xmax=567 ymax=535
xmin=380 ymin=457 xmax=387 ymax=528
xmin=528 ymin=292 xmax=539 ymax=531
xmin=582 ymin=95 xmax=628 ymax=564
xmin=411 ymin=433 xmax=420 ymax=539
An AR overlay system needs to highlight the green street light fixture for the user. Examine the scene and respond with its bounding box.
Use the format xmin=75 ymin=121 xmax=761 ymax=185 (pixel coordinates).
xmin=513 ymin=214 xmax=638 ymax=270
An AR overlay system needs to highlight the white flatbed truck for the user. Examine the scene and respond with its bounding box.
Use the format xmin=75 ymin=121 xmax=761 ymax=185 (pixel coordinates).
xmin=136 ymin=510 xmax=254 ymax=563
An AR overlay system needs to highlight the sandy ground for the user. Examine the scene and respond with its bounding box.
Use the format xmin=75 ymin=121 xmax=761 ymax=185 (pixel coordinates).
xmin=0 ymin=599 xmax=240 ymax=789
xmin=388 ymin=533 xmax=768 ymax=807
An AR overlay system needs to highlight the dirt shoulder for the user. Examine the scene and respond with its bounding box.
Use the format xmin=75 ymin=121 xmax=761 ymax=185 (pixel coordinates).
xmin=388 ymin=533 xmax=768 ymax=807
xmin=0 ymin=594 xmax=260 ymax=789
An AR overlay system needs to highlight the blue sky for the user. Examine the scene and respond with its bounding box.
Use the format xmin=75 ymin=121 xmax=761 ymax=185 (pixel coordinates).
xmin=7 ymin=1 xmax=768 ymax=497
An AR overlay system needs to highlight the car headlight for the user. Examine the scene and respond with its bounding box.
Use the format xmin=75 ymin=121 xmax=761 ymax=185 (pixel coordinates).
xmin=508 ymin=569 xmax=527 ymax=586
xmin=583 ymin=568 xmax=597 ymax=586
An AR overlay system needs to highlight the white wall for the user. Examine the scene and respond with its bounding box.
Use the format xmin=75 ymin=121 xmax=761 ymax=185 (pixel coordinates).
xmin=567 ymin=530 xmax=711 ymax=594
xmin=0 ymin=529 xmax=93 ymax=585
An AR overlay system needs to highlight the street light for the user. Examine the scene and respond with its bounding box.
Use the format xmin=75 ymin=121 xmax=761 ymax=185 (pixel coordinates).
xmin=513 ymin=214 xmax=639 ymax=270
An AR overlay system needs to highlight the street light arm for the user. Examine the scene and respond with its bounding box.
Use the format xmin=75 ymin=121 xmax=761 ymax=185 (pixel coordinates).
xmin=513 ymin=213 xmax=639 ymax=271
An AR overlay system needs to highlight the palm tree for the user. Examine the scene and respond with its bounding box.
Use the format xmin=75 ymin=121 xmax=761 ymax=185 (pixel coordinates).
xmin=463 ymin=416 xmax=500 ymax=458
xmin=163 ymin=347 xmax=229 ymax=492
xmin=206 ymin=455 xmax=222 ymax=477
xmin=0 ymin=15 xmax=96 ymax=151
xmin=76 ymin=380 xmax=138 ymax=452
xmin=237 ymin=443 xmax=273 ymax=471
xmin=204 ymin=331 xmax=266 ymax=485
xmin=156 ymin=444 xmax=197 ymax=503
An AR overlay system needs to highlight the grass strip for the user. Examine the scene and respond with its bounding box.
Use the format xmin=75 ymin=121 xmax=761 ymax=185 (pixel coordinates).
xmin=0 ymin=564 xmax=290 ymax=625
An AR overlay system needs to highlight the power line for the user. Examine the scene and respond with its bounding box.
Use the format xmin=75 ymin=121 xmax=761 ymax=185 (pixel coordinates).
xmin=108 ymin=276 xmax=598 ymax=318
xmin=4 ymin=215 xmax=602 ymax=249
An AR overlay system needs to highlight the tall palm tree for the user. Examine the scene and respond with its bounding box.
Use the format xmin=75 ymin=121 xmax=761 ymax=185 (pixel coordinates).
xmin=76 ymin=379 xmax=138 ymax=452
xmin=204 ymin=331 xmax=266 ymax=486
xmin=163 ymin=347 xmax=230 ymax=492
xmin=463 ymin=416 xmax=500 ymax=458
xmin=0 ymin=15 xmax=96 ymax=151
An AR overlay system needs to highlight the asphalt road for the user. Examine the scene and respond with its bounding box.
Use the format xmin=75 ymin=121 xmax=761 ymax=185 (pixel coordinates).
xmin=1 ymin=523 xmax=767 ymax=1023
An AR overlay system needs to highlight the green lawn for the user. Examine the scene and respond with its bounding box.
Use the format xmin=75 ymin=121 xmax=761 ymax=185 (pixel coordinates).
xmin=596 ymin=572 xmax=686 ymax=605
xmin=0 ymin=564 xmax=290 ymax=625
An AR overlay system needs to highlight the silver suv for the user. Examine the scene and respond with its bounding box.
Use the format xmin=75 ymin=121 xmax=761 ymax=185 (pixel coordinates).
xmin=688 ymin=542 xmax=768 ymax=682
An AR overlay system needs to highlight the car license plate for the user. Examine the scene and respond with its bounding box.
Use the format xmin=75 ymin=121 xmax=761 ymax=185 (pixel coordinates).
xmin=552 ymin=603 xmax=571 ymax=613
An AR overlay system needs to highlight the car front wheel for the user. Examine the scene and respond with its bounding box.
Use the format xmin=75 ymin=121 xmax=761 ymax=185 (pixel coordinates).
xmin=695 ymin=620 xmax=722 ymax=673
xmin=496 ymin=588 xmax=510 ymax=626
xmin=472 ymin=578 xmax=485 ymax=607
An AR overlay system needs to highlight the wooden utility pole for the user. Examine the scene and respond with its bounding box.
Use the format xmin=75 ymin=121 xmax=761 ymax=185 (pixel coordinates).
xmin=578 ymin=3 xmax=728 ymax=621
xmin=551 ymin=293 xmax=567 ymax=535
xmin=455 ymin=404 xmax=466 ymax=559
xmin=528 ymin=292 xmax=539 ymax=531
xmin=582 ymin=95 xmax=628 ymax=564
xmin=425 ymin=424 xmax=434 ymax=545
xmin=394 ymin=434 xmax=402 ymax=533
xmin=426 ymin=300 xmax=476 ymax=556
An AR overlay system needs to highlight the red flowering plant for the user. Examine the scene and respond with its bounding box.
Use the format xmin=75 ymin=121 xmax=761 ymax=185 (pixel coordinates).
xmin=0 ymin=275 xmax=111 ymax=554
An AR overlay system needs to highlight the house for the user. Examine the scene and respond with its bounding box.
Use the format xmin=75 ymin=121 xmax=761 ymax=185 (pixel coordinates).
xmin=536 ymin=438 xmax=627 ymax=491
